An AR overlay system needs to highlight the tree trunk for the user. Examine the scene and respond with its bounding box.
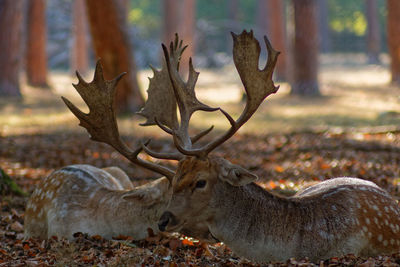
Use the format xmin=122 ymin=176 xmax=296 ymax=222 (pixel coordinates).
xmin=71 ymin=0 xmax=89 ymax=74
xmin=318 ymin=0 xmax=331 ymax=53
xmin=257 ymin=0 xmax=287 ymax=81
xmin=180 ymin=0 xmax=196 ymax=75
xmin=0 ymin=0 xmax=24 ymax=97
xmin=163 ymin=0 xmax=180 ymax=45
xmin=291 ymin=0 xmax=320 ymax=96
xmin=26 ymin=0 xmax=48 ymax=87
xmin=163 ymin=0 xmax=196 ymax=75
xmin=85 ymin=0 xmax=144 ymax=113
xmin=227 ymin=0 xmax=239 ymax=51
xmin=387 ymin=0 xmax=400 ymax=85
xmin=365 ymin=0 xmax=380 ymax=64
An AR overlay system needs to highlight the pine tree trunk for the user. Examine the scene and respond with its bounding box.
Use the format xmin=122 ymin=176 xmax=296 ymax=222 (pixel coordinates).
xmin=366 ymin=0 xmax=380 ymax=64
xmin=0 ymin=0 xmax=24 ymax=97
xmin=179 ymin=0 xmax=196 ymax=75
xmin=259 ymin=0 xmax=287 ymax=81
xmin=291 ymin=0 xmax=320 ymax=96
xmin=85 ymin=0 xmax=144 ymax=113
xmin=26 ymin=0 xmax=48 ymax=87
xmin=71 ymin=0 xmax=89 ymax=74
xmin=163 ymin=0 xmax=180 ymax=45
xmin=387 ymin=0 xmax=400 ymax=85
xmin=163 ymin=0 xmax=195 ymax=75
xmin=318 ymin=0 xmax=331 ymax=53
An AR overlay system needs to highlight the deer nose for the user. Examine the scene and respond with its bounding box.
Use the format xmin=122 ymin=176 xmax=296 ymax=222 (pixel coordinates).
xmin=158 ymin=211 xmax=175 ymax=231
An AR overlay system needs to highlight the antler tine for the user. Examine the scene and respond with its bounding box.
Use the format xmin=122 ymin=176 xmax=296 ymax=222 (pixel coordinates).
xmin=62 ymin=60 xmax=175 ymax=180
xmin=162 ymin=40 xmax=218 ymax=152
xmin=141 ymin=141 xmax=183 ymax=161
xmin=161 ymin=30 xmax=280 ymax=158
xmin=199 ymin=30 xmax=280 ymax=155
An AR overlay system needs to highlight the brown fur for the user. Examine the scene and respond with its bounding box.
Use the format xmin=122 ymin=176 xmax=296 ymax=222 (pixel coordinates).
xmin=161 ymin=157 xmax=400 ymax=262
xmin=24 ymin=164 xmax=213 ymax=242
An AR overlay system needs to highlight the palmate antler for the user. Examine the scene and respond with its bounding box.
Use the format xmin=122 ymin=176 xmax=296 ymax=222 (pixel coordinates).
xmin=62 ymin=61 xmax=175 ymax=180
xmin=63 ymin=30 xmax=279 ymax=179
xmin=144 ymin=30 xmax=280 ymax=159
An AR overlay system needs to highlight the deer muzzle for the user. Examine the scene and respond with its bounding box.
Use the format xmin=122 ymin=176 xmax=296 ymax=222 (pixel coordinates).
xmin=158 ymin=211 xmax=179 ymax=231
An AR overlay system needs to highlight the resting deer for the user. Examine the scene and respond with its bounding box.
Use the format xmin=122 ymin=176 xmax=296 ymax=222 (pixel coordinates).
xmin=136 ymin=30 xmax=400 ymax=262
xmin=24 ymin=39 xmax=216 ymax=243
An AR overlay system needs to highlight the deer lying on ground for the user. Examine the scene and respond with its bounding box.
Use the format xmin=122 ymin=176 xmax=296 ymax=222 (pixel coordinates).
xmin=139 ymin=30 xmax=400 ymax=262
xmin=24 ymin=40 xmax=216 ymax=243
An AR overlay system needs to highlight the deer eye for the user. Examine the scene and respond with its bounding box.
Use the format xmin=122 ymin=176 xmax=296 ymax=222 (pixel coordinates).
xmin=195 ymin=180 xmax=207 ymax=189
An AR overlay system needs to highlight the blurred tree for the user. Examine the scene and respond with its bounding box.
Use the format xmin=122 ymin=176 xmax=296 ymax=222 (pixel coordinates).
xmin=228 ymin=0 xmax=239 ymax=23
xmin=257 ymin=0 xmax=287 ymax=81
xmin=365 ymin=0 xmax=380 ymax=64
xmin=291 ymin=0 xmax=320 ymax=96
xmin=163 ymin=0 xmax=196 ymax=75
xmin=85 ymin=0 xmax=144 ymax=113
xmin=387 ymin=0 xmax=400 ymax=85
xmin=163 ymin=0 xmax=180 ymax=48
xmin=116 ymin=0 xmax=129 ymax=20
xmin=318 ymin=0 xmax=331 ymax=52
xmin=0 ymin=0 xmax=24 ymax=97
xmin=26 ymin=0 xmax=48 ymax=87
xmin=70 ymin=0 xmax=89 ymax=74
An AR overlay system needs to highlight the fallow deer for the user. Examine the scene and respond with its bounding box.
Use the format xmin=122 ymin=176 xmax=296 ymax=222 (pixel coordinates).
xmin=147 ymin=30 xmax=400 ymax=262
xmin=24 ymin=38 xmax=216 ymax=243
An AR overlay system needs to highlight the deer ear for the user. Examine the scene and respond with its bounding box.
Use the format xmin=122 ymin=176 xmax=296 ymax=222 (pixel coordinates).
xmin=122 ymin=187 xmax=163 ymax=206
xmin=217 ymin=161 xmax=258 ymax=186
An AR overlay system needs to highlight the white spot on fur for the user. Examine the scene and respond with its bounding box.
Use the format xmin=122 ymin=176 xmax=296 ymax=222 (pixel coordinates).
xmin=383 ymin=240 xmax=388 ymax=246
xmin=362 ymin=226 xmax=368 ymax=232
xmin=331 ymin=205 xmax=337 ymax=211
xmin=372 ymin=205 xmax=379 ymax=211
xmin=384 ymin=206 xmax=389 ymax=213
xmin=391 ymin=239 xmax=395 ymax=245
xmin=378 ymin=234 xmax=383 ymax=242
xmin=365 ymin=218 xmax=370 ymax=225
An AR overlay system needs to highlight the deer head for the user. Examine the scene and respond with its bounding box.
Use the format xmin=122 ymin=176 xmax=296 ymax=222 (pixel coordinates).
xmin=153 ymin=30 xmax=280 ymax=233
xmin=56 ymin=35 xmax=218 ymax=241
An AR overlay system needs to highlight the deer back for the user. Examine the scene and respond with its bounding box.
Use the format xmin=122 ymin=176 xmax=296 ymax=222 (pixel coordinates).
xmin=161 ymin=157 xmax=400 ymax=262
xmin=24 ymin=165 xmax=170 ymax=240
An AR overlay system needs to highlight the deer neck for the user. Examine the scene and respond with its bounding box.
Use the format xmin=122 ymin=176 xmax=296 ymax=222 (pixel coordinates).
xmin=207 ymin=182 xmax=303 ymax=262
xmin=82 ymin=185 xmax=169 ymax=239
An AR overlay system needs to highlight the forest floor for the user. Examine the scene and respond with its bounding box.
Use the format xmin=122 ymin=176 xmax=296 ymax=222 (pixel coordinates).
xmin=2 ymin=54 xmax=400 ymax=266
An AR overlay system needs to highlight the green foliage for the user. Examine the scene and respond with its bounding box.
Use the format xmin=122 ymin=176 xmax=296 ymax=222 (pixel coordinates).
xmin=127 ymin=0 xmax=388 ymax=56
xmin=128 ymin=0 xmax=161 ymax=38
xmin=0 ymin=168 xmax=27 ymax=196
xmin=328 ymin=0 xmax=367 ymax=36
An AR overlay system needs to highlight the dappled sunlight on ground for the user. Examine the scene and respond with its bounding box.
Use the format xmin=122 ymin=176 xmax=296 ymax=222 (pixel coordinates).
xmin=1 ymin=54 xmax=400 ymax=137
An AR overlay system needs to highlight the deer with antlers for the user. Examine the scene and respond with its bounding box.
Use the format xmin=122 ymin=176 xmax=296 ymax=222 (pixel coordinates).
xmin=147 ymin=30 xmax=400 ymax=262
xmin=24 ymin=38 xmax=215 ymax=243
